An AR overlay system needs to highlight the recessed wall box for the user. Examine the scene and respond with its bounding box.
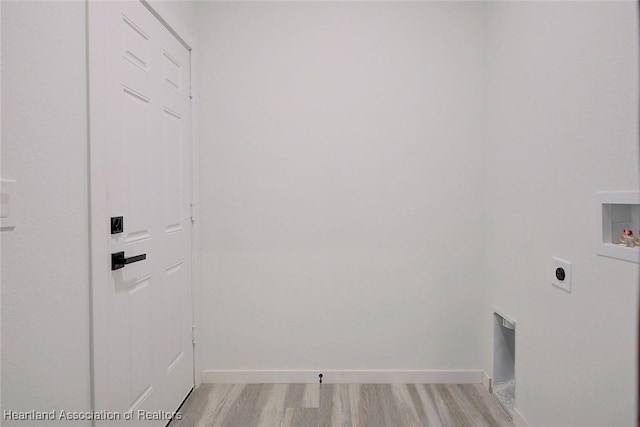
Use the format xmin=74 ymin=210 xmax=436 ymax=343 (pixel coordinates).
xmin=596 ymin=191 xmax=640 ymax=263
xmin=493 ymin=311 xmax=515 ymax=419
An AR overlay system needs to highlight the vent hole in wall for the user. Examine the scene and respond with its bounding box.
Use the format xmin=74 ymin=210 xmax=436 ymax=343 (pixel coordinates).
xmin=493 ymin=312 xmax=515 ymax=418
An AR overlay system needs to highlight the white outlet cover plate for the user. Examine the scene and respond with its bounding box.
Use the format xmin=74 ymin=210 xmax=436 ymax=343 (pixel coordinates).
xmin=551 ymin=257 xmax=572 ymax=293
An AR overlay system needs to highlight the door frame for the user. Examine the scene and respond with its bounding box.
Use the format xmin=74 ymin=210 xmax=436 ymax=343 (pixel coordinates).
xmin=87 ymin=0 xmax=201 ymax=420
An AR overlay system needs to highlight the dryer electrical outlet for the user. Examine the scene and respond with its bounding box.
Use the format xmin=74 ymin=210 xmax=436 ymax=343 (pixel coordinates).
xmin=551 ymin=257 xmax=572 ymax=293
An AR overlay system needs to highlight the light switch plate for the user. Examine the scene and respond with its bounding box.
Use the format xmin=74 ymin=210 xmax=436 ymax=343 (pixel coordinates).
xmin=551 ymin=257 xmax=572 ymax=293
xmin=1 ymin=179 xmax=17 ymax=229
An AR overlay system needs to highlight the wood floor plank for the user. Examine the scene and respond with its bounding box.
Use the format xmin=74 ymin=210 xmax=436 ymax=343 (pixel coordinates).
xmin=468 ymin=384 xmax=514 ymax=427
xmin=406 ymin=384 xmax=434 ymax=427
xmin=389 ymin=384 xmax=422 ymax=427
xmin=301 ymin=383 xmax=320 ymax=408
xmin=420 ymin=384 xmax=453 ymax=426
xmin=207 ymin=384 xmax=246 ymax=427
xmin=257 ymin=384 xmax=289 ymax=426
xmin=215 ymin=384 xmax=265 ymax=427
xmin=170 ymin=384 xmax=212 ymax=427
xmin=284 ymin=383 xmax=305 ymax=409
xmin=358 ymin=385 xmax=387 ymax=427
xmin=348 ymin=383 xmax=361 ymax=427
xmin=281 ymin=408 xmax=318 ymax=427
xmin=318 ymin=384 xmax=352 ymax=427
xmin=170 ymin=383 xmax=514 ymax=427
xmin=447 ymin=384 xmax=492 ymax=427
xmin=434 ymin=383 xmax=474 ymax=426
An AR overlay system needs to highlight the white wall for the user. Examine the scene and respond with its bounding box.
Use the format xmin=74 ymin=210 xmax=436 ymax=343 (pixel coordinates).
xmin=1 ymin=2 xmax=91 ymax=425
xmin=157 ymin=0 xmax=198 ymax=34
xmin=484 ymin=2 xmax=639 ymax=427
xmin=197 ymin=2 xmax=487 ymax=378
xmin=3 ymin=1 xmax=637 ymax=424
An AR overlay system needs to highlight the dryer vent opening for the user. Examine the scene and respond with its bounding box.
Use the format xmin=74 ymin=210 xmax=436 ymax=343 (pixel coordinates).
xmin=493 ymin=312 xmax=515 ymax=418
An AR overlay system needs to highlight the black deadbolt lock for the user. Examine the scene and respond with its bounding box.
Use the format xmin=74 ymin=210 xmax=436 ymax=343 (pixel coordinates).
xmin=111 ymin=216 xmax=123 ymax=234
xmin=555 ymin=267 xmax=566 ymax=281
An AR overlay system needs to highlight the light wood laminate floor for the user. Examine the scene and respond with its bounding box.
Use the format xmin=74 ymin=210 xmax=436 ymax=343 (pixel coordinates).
xmin=170 ymin=384 xmax=514 ymax=427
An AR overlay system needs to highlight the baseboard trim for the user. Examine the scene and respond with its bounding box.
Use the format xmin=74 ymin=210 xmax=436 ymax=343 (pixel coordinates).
xmin=201 ymin=369 xmax=484 ymax=384
xmin=513 ymin=407 xmax=531 ymax=427
xmin=482 ymin=371 xmax=492 ymax=393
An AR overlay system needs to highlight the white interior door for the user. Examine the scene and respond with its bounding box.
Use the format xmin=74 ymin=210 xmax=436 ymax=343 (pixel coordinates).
xmin=89 ymin=1 xmax=194 ymax=424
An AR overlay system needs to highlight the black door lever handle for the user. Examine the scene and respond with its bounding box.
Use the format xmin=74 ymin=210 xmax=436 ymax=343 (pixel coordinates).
xmin=111 ymin=251 xmax=147 ymax=271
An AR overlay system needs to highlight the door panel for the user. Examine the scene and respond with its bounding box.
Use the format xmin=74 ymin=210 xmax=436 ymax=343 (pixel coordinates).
xmin=166 ymin=261 xmax=186 ymax=370
xmin=162 ymin=108 xmax=184 ymax=233
xmin=89 ymin=1 xmax=193 ymax=424
xmin=163 ymin=51 xmax=182 ymax=93
xmin=122 ymin=87 xmax=154 ymax=245
xmin=129 ymin=279 xmax=153 ymax=408
xmin=122 ymin=14 xmax=150 ymax=72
